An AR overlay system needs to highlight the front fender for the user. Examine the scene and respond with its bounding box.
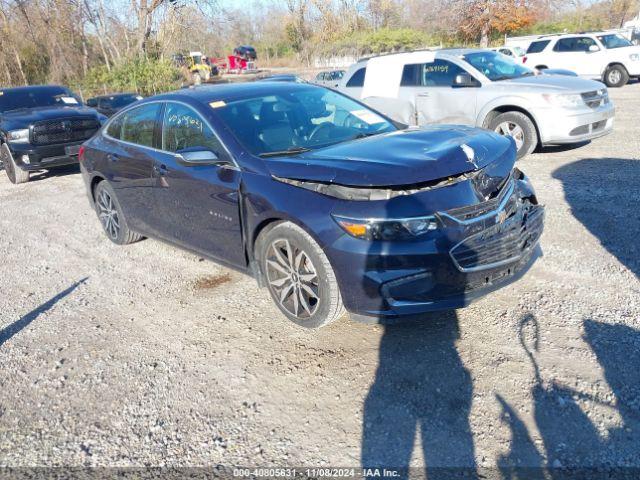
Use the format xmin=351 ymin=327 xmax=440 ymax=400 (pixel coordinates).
xmin=476 ymin=96 xmax=541 ymax=129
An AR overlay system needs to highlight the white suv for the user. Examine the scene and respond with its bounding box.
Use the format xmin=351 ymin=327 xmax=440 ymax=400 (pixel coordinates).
xmin=525 ymin=33 xmax=640 ymax=87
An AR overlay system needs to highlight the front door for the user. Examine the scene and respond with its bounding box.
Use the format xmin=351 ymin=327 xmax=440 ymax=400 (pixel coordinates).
xmin=407 ymin=59 xmax=478 ymax=126
xmin=550 ymin=36 xmax=604 ymax=77
xmin=150 ymin=101 xmax=245 ymax=267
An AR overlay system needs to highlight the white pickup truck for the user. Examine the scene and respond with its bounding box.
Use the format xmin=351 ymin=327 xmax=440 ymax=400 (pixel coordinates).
xmin=524 ymin=33 xmax=640 ymax=87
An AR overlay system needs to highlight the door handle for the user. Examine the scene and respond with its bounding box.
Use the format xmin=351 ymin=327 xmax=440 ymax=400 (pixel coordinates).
xmin=107 ymin=153 xmax=119 ymax=162
xmin=154 ymin=163 xmax=168 ymax=175
xmin=417 ymin=92 xmax=430 ymax=97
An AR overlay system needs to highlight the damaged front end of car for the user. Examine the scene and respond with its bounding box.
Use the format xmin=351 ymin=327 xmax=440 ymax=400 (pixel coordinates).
xmin=262 ymin=127 xmax=544 ymax=321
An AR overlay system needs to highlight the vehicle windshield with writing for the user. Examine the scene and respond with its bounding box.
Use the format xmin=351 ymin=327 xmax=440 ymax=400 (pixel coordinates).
xmin=79 ymin=82 xmax=544 ymax=328
xmin=0 ymin=85 xmax=105 ymax=184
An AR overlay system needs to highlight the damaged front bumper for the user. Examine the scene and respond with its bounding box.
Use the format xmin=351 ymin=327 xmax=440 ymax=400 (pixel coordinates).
xmin=324 ymin=172 xmax=544 ymax=322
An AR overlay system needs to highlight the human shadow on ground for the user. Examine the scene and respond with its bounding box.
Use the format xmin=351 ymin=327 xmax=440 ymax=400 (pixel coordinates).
xmin=552 ymin=158 xmax=640 ymax=278
xmin=0 ymin=278 xmax=88 ymax=347
xmin=361 ymin=312 xmax=476 ymax=477
xmin=498 ymin=314 xmax=640 ymax=479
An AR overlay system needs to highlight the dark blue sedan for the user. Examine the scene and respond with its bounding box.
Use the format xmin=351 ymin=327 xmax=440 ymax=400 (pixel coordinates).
xmin=79 ymin=82 xmax=544 ymax=327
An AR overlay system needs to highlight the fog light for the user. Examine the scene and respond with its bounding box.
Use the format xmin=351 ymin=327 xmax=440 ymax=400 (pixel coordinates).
xmin=21 ymin=155 xmax=30 ymax=164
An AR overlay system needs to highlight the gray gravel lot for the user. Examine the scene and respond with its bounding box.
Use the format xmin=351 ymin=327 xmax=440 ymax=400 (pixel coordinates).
xmin=0 ymin=83 xmax=639 ymax=472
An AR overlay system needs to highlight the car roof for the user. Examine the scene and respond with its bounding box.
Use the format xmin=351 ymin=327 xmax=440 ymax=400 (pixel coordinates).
xmin=0 ymin=84 xmax=68 ymax=93
xmin=89 ymin=92 xmax=138 ymax=100
xmin=149 ymin=81 xmax=322 ymax=104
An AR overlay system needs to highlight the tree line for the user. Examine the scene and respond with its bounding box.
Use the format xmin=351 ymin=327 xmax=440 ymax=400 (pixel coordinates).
xmin=0 ymin=0 xmax=637 ymax=95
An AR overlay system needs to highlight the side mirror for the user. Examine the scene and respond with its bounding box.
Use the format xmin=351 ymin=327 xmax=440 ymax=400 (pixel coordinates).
xmin=176 ymin=149 xmax=227 ymax=166
xmin=588 ymin=44 xmax=600 ymax=52
xmin=452 ymin=73 xmax=480 ymax=88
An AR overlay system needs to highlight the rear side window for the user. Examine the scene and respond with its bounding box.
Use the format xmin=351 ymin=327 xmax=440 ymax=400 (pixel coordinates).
xmin=162 ymin=102 xmax=226 ymax=156
xmin=121 ymin=103 xmax=161 ymax=148
xmin=401 ymin=64 xmax=421 ymax=86
xmin=346 ymin=67 xmax=366 ymax=87
xmin=527 ymin=40 xmax=550 ymax=54
xmin=553 ymin=37 xmax=597 ymax=52
xmin=106 ymin=114 xmax=123 ymax=139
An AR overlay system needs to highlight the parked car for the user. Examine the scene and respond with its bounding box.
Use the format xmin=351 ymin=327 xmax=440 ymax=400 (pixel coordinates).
xmin=0 ymin=85 xmax=105 ymax=184
xmin=256 ymin=74 xmax=307 ymax=83
xmin=80 ymin=82 xmax=544 ymax=327
xmin=313 ymin=69 xmax=346 ymax=88
xmin=490 ymin=46 xmax=527 ymax=64
xmin=86 ymin=93 xmax=143 ymax=117
xmin=525 ymin=33 xmax=640 ymax=87
xmin=338 ymin=49 xmax=615 ymax=159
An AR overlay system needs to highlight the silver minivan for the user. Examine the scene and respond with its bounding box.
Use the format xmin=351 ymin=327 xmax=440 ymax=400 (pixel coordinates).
xmin=337 ymin=49 xmax=615 ymax=158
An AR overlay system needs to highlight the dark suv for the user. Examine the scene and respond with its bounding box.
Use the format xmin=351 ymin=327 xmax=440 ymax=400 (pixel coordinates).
xmin=0 ymin=85 xmax=105 ymax=184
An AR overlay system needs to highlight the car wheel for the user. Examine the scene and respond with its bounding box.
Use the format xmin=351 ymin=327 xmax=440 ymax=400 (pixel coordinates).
xmin=257 ymin=222 xmax=346 ymax=328
xmin=603 ymin=65 xmax=629 ymax=88
xmin=1 ymin=144 xmax=30 ymax=184
xmin=94 ymin=181 xmax=143 ymax=245
xmin=489 ymin=111 xmax=537 ymax=160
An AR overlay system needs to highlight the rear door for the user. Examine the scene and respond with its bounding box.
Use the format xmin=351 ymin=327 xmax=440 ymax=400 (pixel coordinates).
xmin=149 ymin=101 xmax=245 ymax=267
xmin=410 ymin=59 xmax=478 ymax=125
xmin=102 ymin=102 xmax=162 ymax=232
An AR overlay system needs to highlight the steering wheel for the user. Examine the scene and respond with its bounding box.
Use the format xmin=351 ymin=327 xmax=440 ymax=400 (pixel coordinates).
xmin=308 ymin=123 xmax=334 ymax=142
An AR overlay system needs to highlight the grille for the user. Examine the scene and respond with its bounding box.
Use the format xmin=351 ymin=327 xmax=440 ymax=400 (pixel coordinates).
xmin=581 ymin=90 xmax=609 ymax=109
xmin=444 ymin=177 xmax=513 ymax=223
xmin=31 ymin=117 xmax=100 ymax=146
xmin=450 ymin=204 xmax=544 ymax=272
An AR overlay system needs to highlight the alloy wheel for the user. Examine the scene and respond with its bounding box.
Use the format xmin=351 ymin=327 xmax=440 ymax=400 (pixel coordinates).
xmin=608 ymin=69 xmax=622 ymax=85
xmin=265 ymin=238 xmax=320 ymax=319
xmin=97 ymin=189 xmax=120 ymax=240
xmin=495 ymin=121 xmax=525 ymax=151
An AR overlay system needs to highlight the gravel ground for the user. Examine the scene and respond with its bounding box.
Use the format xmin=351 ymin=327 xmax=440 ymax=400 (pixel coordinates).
xmin=0 ymin=83 xmax=638 ymax=474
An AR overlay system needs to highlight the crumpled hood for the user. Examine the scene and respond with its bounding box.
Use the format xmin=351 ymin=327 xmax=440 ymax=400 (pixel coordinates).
xmin=265 ymin=125 xmax=515 ymax=187
xmin=1 ymin=106 xmax=100 ymax=127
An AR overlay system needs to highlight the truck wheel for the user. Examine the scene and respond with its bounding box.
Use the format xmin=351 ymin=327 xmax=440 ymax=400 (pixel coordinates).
xmin=256 ymin=222 xmax=346 ymax=328
xmin=93 ymin=181 xmax=143 ymax=245
xmin=603 ymin=65 xmax=629 ymax=88
xmin=1 ymin=144 xmax=30 ymax=184
xmin=489 ymin=111 xmax=537 ymax=160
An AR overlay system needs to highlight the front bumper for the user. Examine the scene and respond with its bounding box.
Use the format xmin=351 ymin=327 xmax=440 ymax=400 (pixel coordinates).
xmin=7 ymin=141 xmax=83 ymax=171
xmin=326 ymin=175 xmax=544 ymax=322
xmin=536 ymin=103 xmax=615 ymax=145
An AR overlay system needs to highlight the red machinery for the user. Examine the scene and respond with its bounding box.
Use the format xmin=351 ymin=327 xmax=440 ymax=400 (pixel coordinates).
xmin=214 ymin=45 xmax=258 ymax=74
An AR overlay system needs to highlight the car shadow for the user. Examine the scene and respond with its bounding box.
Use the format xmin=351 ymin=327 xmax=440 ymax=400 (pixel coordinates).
xmin=536 ymin=141 xmax=590 ymax=155
xmin=0 ymin=278 xmax=88 ymax=348
xmin=552 ymin=158 xmax=640 ymax=278
xmin=28 ymin=164 xmax=81 ymax=182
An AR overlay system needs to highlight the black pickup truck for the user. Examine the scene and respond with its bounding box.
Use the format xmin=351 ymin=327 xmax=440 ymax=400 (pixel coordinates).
xmin=0 ymin=85 xmax=106 ymax=184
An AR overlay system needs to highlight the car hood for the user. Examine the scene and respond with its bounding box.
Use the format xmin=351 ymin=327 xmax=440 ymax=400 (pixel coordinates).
xmin=264 ymin=126 xmax=514 ymax=187
xmin=1 ymin=106 xmax=100 ymax=127
xmin=498 ymin=74 xmax=605 ymax=92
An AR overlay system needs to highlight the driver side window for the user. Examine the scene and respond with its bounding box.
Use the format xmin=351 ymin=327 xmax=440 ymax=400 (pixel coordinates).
xmin=162 ymin=102 xmax=225 ymax=156
xmin=421 ymin=60 xmax=465 ymax=87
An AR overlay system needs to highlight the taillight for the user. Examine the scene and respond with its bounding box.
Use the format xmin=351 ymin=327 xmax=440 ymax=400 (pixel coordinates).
xmin=78 ymin=145 xmax=86 ymax=163
xmin=523 ymin=56 xmax=528 ymax=64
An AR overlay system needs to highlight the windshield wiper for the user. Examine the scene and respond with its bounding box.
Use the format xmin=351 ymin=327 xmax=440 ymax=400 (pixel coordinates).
xmin=259 ymin=146 xmax=310 ymax=158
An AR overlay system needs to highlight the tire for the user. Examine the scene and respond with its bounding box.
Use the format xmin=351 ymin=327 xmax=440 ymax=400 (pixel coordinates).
xmin=603 ymin=65 xmax=629 ymax=88
xmin=1 ymin=143 xmax=30 ymax=184
xmin=93 ymin=181 xmax=143 ymax=245
xmin=535 ymin=65 xmax=548 ymax=71
xmin=489 ymin=111 xmax=538 ymax=160
xmin=256 ymin=221 xmax=346 ymax=328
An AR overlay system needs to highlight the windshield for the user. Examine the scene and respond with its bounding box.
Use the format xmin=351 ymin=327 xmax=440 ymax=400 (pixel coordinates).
xmin=0 ymin=86 xmax=80 ymax=113
xmin=213 ymin=87 xmax=397 ymax=156
xmin=463 ymin=51 xmax=534 ymax=81
xmin=513 ymin=46 xmax=525 ymax=56
xmin=596 ymin=34 xmax=632 ymax=49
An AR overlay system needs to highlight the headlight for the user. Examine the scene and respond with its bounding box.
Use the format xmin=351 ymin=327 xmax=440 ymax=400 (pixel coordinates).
xmin=542 ymin=93 xmax=584 ymax=108
xmin=7 ymin=129 xmax=29 ymax=143
xmin=333 ymin=214 xmax=437 ymax=241
xmin=630 ymin=54 xmax=640 ymax=61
